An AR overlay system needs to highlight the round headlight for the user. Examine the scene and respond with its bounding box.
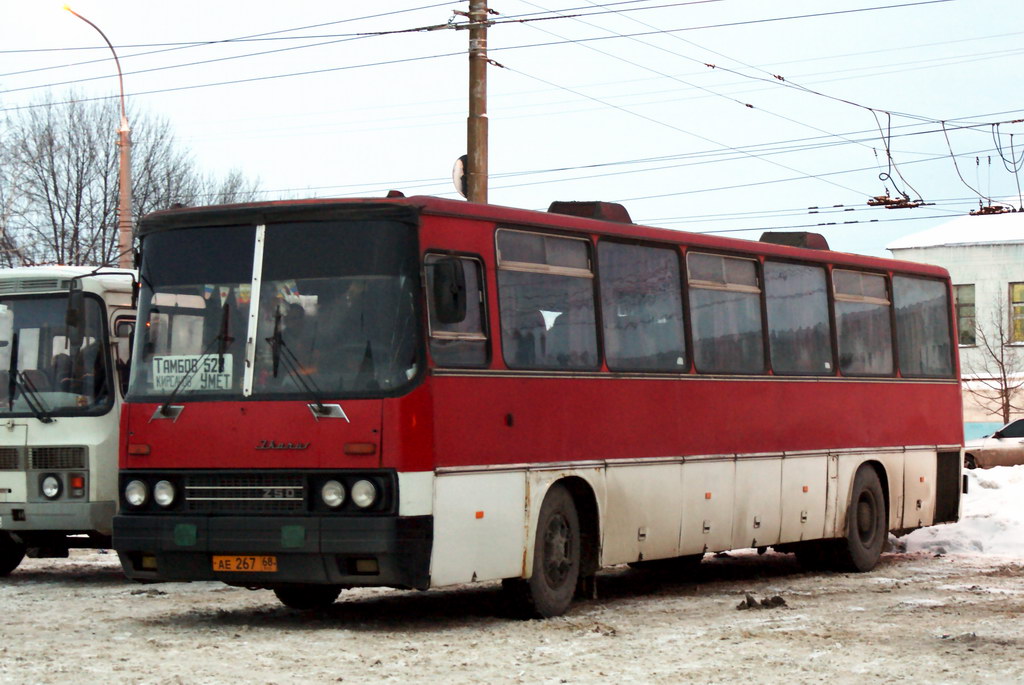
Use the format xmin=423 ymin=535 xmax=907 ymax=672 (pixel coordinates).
xmin=321 ymin=480 xmax=346 ymax=508
xmin=41 ymin=474 xmax=62 ymax=500
xmin=125 ymin=479 xmax=148 ymax=507
xmin=350 ymin=479 xmax=377 ymax=509
xmin=153 ymin=480 xmax=176 ymax=507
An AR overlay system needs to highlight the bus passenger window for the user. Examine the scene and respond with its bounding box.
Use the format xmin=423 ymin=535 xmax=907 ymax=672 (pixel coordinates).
xmin=687 ymin=253 xmax=764 ymax=374
xmin=765 ymin=262 xmax=833 ymax=375
xmin=497 ymin=230 xmax=598 ymax=370
xmin=833 ymin=270 xmax=893 ymax=376
xmin=425 ymin=255 xmax=487 ymax=367
xmin=598 ymin=241 xmax=686 ymax=371
xmin=893 ymin=276 xmax=954 ymax=378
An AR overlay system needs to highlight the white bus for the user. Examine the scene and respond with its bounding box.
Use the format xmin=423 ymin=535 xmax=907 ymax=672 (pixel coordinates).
xmin=0 ymin=266 xmax=135 ymax=575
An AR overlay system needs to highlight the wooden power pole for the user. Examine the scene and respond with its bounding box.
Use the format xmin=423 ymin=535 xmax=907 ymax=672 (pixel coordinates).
xmin=466 ymin=0 xmax=488 ymax=204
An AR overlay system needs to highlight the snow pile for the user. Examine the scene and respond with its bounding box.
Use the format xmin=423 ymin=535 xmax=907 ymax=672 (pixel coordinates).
xmin=901 ymin=465 xmax=1024 ymax=556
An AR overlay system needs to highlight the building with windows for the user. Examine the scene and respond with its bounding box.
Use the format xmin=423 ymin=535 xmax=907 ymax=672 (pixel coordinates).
xmin=888 ymin=211 xmax=1024 ymax=438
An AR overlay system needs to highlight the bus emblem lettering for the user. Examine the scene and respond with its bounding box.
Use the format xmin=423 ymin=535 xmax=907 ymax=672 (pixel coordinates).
xmin=255 ymin=440 xmax=311 ymax=451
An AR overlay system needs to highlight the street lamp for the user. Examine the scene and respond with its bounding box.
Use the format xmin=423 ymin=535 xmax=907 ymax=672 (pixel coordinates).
xmin=64 ymin=5 xmax=133 ymax=269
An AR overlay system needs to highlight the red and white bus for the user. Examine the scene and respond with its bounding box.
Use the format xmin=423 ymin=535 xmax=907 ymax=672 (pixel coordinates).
xmin=113 ymin=196 xmax=963 ymax=617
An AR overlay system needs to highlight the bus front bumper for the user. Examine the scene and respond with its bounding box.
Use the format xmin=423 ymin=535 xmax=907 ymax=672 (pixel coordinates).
xmin=0 ymin=500 xmax=115 ymax=537
xmin=113 ymin=514 xmax=433 ymax=589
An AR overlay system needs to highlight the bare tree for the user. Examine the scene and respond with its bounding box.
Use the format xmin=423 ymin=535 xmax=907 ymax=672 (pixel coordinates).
xmin=1 ymin=92 xmax=260 ymax=267
xmin=963 ymin=300 xmax=1024 ymax=424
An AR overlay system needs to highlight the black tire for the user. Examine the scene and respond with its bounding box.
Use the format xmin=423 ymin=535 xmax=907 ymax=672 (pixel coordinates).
xmin=833 ymin=466 xmax=887 ymax=572
xmin=964 ymin=453 xmax=977 ymax=470
xmin=0 ymin=533 xmax=26 ymax=577
xmin=628 ymin=554 xmax=703 ymax=574
xmin=273 ymin=585 xmax=342 ymax=610
xmin=511 ymin=484 xmax=581 ymax=619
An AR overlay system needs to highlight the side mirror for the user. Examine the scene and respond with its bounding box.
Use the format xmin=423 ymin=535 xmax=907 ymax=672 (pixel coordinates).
xmin=432 ymin=258 xmax=467 ymax=325
xmin=65 ymin=280 xmax=85 ymax=348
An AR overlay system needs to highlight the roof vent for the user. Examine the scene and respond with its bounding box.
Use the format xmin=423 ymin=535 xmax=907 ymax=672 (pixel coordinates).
xmin=548 ymin=201 xmax=632 ymax=224
xmin=760 ymin=231 xmax=829 ymax=250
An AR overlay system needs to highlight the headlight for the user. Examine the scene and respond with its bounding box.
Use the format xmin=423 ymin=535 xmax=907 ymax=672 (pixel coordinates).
xmin=350 ymin=479 xmax=377 ymax=509
xmin=153 ymin=480 xmax=176 ymax=507
xmin=41 ymin=474 xmax=62 ymax=500
xmin=125 ymin=479 xmax=148 ymax=507
xmin=321 ymin=480 xmax=345 ymax=508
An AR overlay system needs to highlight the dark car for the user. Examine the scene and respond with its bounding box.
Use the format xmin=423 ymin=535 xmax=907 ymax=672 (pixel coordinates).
xmin=964 ymin=418 xmax=1024 ymax=468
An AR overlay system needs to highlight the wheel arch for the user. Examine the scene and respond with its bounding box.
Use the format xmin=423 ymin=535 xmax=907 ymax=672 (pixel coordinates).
xmin=557 ymin=475 xmax=600 ymax=578
xmin=841 ymin=459 xmax=891 ymax=537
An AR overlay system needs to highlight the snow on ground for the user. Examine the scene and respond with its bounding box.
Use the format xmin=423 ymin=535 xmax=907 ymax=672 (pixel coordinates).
xmin=901 ymin=465 xmax=1024 ymax=556
xmin=0 ymin=467 xmax=1022 ymax=684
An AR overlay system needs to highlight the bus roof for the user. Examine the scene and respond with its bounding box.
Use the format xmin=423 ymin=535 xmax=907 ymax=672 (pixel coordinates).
xmin=139 ymin=195 xmax=950 ymax=279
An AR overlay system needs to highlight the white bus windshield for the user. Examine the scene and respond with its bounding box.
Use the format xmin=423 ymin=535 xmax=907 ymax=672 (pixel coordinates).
xmin=0 ymin=294 xmax=111 ymax=416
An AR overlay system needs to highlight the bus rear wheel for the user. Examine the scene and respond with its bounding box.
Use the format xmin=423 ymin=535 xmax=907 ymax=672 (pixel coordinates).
xmin=0 ymin=533 xmax=25 ymax=577
xmin=834 ymin=467 xmax=887 ymax=572
xmin=508 ymin=484 xmax=581 ymax=618
xmin=273 ymin=585 xmax=342 ymax=610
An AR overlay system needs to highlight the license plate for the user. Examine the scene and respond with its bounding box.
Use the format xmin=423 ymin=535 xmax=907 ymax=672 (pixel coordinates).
xmin=212 ymin=555 xmax=277 ymax=572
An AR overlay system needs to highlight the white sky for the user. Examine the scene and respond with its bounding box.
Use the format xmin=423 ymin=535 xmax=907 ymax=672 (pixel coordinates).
xmin=2 ymin=0 xmax=1023 ymax=256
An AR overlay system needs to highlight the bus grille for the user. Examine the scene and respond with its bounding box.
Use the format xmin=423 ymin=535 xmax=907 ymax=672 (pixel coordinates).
xmin=184 ymin=473 xmax=305 ymax=513
xmin=29 ymin=447 xmax=86 ymax=469
xmin=0 ymin=448 xmax=18 ymax=470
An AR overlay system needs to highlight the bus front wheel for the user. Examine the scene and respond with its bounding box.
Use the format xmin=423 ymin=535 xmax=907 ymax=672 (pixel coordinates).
xmin=0 ymin=533 xmax=25 ymax=577
xmin=273 ymin=585 xmax=342 ymax=610
xmin=508 ymin=484 xmax=581 ymax=618
xmin=834 ymin=467 xmax=887 ymax=572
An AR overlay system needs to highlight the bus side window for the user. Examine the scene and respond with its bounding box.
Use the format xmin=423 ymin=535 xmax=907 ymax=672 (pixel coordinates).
xmin=765 ymin=261 xmax=833 ymax=375
xmin=687 ymin=252 xmax=764 ymax=374
xmin=497 ymin=230 xmax=598 ymax=370
xmin=833 ymin=270 xmax=893 ymax=376
xmin=425 ymin=255 xmax=488 ymax=367
xmin=892 ymin=275 xmax=954 ymax=378
xmin=598 ymin=241 xmax=686 ymax=371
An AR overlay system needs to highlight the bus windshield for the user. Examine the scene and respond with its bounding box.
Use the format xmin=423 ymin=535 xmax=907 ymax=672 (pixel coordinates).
xmin=0 ymin=294 xmax=112 ymax=416
xmin=128 ymin=219 xmax=420 ymax=401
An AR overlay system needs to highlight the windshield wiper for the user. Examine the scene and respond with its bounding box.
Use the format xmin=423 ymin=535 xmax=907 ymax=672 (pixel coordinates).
xmin=159 ymin=303 xmax=233 ymax=416
xmin=16 ymin=372 xmax=54 ymax=424
xmin=264 ymin=312 xmax=327 ymax=414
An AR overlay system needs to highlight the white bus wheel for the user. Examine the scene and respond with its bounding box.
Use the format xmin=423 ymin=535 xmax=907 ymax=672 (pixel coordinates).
xmin=0 ymin=533 xmax=26 ymax=577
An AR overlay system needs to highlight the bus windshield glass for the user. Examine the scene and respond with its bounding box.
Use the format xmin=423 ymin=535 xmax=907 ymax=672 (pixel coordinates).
xmin=0 ymin=294 xmax=111 ymax=416
xmin=128 ymin=219 xmax=420 ymax=401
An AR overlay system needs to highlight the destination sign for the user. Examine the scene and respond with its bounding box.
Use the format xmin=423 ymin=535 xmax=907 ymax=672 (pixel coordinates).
xmin=151 ymin=354 xmax=233 ymax=391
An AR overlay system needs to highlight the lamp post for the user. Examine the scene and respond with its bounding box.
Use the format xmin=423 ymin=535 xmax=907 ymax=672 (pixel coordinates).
xmin=65 ymin=6 xmax=133 ymax=269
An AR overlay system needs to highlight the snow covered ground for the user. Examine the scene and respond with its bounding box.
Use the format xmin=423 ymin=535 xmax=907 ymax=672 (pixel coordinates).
xmin=0 ymin=466 xmax=1022 ymax=684
xmin=902 ymin=465 xmax=1024 ymax=557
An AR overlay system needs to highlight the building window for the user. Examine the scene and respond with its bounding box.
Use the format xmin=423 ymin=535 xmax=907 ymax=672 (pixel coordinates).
xmin=1012 ymin=282 xmax=1024 ymax=344
xmin=954 ymin=284 xmax=975 ymax=346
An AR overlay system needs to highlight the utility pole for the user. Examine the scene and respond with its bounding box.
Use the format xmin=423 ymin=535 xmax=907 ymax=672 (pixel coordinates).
xmin=466 ymin=0 xmax=488 ymax=204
